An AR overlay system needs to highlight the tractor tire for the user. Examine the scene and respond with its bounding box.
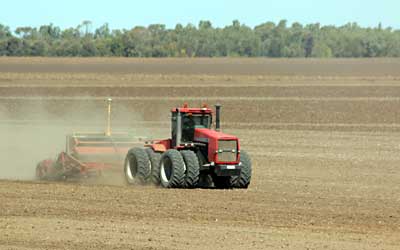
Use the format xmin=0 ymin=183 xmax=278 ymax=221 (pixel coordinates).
xmin=180 ymin=150 xmax=200 ymax=188
xmin=231 ymin=150 xmax=252 ymax=189
xmin=198 ymin=173 xmax=214 ymax=188
xmin=145 ymin=147 xmax=162 ymax=185
xmin=159 ymin=149 xmax=185 ymax=188
xmin=124 ymin=147 xmax=151 ymax=185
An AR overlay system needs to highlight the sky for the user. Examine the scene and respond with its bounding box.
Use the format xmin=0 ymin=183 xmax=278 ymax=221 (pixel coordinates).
xmin=1 ymin=0 xmax=399 ymax=30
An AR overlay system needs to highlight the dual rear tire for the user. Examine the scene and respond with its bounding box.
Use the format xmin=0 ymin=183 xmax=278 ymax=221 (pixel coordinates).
xmin=124 ymin=148 xmax=151 ymax=185
xmin=159 ymin=150 xmax=185 ymax=188
xmin=146 ymin=148 xmax=162 ymax=185
xmin=124 ymin=148 xmax=200 ymax=188
xmin=159 ymin=150 xmax=200 ymax=188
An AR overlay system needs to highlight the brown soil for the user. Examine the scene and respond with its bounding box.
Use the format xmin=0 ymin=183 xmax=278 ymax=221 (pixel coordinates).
xmin=0 ymin=58 xmax=399 ymax=250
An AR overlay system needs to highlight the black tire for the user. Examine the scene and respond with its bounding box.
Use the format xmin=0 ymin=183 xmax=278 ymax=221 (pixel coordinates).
xmin=124 ymin=148 xmax=151 ymax=185
xmin=145 ymin=147 xmax=162 ymax=185
xmin=198 ymin=173 xmax=214 ymax=188
xmin=231 ymin=150 xmax=252 ymax=188
xmin=159 ymin=149 xmax=185 ymax=188
xmin=180 ymin=150 xmax=200 ymax=188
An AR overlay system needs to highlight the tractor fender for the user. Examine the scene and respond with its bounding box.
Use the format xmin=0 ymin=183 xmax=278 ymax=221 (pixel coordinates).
xmin=149 ymin=144 xmax=167 ymax=153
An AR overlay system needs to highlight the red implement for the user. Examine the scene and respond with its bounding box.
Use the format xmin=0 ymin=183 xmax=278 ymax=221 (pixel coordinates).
xmin=36 ymin=133 xmax=144 ymax=181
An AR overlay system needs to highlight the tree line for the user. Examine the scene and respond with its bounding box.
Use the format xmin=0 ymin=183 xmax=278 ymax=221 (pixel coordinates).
xmin=0 ymin=20 xmax=399 ymax=57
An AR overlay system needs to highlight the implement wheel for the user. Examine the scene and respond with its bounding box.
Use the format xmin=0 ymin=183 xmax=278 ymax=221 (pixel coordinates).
xmin=124 ymin=148 xmax=151 ymax=185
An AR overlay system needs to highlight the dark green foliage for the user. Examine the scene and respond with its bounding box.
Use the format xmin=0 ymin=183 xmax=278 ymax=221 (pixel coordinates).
xmin=0 ymin=20 xmax=399 ymax=57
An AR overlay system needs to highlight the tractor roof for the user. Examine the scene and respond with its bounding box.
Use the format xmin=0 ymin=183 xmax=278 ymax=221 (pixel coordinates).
xmin=172 ymin=104 xmax=212 ymax=114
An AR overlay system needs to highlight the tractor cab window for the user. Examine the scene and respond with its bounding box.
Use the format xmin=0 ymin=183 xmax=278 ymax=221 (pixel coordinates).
xmin=189 ymin=114 xmax=212 ymax=129
xmin=172 ymin=112 xmax=212 ymax=146
xmin=181 ymin=113 xmax=211 ymax=142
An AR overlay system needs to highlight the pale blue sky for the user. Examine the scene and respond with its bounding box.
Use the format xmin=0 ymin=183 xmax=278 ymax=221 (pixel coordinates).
xmin=1 ymin=0 xmax=399 ymax=30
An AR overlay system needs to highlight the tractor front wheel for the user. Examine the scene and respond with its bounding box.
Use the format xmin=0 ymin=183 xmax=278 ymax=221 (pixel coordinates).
xmin=159 ymin=150 xmax=185 ymax=188
xmin=124 ymin=148 xmax=151 ymax=185
xmin=231 ymin=150 xmax=252 ymax=188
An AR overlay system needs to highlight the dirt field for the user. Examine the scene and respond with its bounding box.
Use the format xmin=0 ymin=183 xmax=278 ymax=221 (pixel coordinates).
xmin=0 ymin=58 xmax=399 ymax=249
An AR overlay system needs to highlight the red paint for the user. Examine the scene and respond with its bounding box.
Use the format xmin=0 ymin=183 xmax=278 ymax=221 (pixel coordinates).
xmin=37 ymin=133 xmax=143 ymax=179
xmin=171 ymin=107 xmax=212 ymax=114
xmin=145 ymin=104 xmax=241 ymax=165
xmin=194 ymin=128 xmax=239 ymax=164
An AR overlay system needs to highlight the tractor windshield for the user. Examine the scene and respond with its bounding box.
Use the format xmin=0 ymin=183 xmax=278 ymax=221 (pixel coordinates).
xmin=171 ymin=111 xmax=212 ymax=146
xmin=187 ymin=114 xmax=212 ymax=129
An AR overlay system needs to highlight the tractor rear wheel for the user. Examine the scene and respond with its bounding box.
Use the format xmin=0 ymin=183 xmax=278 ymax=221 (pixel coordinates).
xmin=180 ymin=150 xmax=200 ymax=188
xmin=159 ymin=149 xmax=185 ymax=188
xmin=145 ymin=148 xmax=162 ymax=185
xmin=124 ymin=148 xmax=151 ymax=185
xmin=231 ymin=150 xmax=252 ymax=188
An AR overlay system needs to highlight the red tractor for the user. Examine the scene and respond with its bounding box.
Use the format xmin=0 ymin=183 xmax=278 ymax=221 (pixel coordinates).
xmin=124 ymin=104 xmax=252 ymax=189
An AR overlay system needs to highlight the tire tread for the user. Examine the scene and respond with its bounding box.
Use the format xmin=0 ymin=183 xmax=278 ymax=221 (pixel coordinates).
xmin=180 ymin=150 xmax=200 ymax=188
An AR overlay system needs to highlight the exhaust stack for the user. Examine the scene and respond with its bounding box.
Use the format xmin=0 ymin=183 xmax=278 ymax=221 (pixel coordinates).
xmin=215 ymin=104 xmax=221 ymax=131
xmin=176 ymin=109 xmax=182 ymax=146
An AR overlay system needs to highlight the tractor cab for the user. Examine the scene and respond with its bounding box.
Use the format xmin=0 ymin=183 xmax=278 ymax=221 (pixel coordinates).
xmin=171 ymin=104 xmax=213 ymax=147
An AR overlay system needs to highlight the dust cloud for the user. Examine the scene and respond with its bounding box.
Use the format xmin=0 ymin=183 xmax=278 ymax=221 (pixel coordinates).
xmin=0 ymin=123 xmax=67 ymax=180
xmin=0 ymin=98 xmax=153 ymax=181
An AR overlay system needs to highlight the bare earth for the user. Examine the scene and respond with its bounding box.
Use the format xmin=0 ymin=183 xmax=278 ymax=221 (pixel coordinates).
xmin=0 ymin=58 xmax=399 ymax=250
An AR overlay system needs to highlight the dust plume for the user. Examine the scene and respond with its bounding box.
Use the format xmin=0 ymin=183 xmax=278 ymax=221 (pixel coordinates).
xmin=0 ymin=98 xmax=153 ymax=182
xmin=0 ymin=104 xmax=68 ymax=180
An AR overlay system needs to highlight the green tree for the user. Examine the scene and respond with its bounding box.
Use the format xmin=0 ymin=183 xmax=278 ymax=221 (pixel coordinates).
xmin=5 ymin=37 xmax=23 ymax=56
xmin=311 ymin=42 xmax=332 ymax=57
xmin=80 ymin=39 xmax=97 ymax=56
xmin=0 ymin=20 xmax=399 ymax=58
xmin=195 ymin=20 xmax=217 ymax=57
xmin=0 ymin=24 xmax=12 ymax=39
xmin=95 ymin=23 xmax=111 ymax=39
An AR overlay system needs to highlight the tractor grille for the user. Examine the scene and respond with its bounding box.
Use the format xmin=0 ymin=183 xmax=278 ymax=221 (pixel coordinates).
xmin=218 ymin=140 xmax=238 ymax=162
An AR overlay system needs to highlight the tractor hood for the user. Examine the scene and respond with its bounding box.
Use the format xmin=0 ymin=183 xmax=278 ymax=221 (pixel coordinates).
xmin=194 ymin=128 xmax=238 ymax=142
xmin=194 ymin=128 xmax=240 ymax=163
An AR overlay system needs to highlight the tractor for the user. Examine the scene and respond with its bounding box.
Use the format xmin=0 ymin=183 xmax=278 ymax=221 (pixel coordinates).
xmin=124 ymin=104 xmax=252 ymax=189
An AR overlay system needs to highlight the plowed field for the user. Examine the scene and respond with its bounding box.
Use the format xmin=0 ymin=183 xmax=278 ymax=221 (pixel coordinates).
xmin=0 ymin=58 xmax=399 ymax=250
